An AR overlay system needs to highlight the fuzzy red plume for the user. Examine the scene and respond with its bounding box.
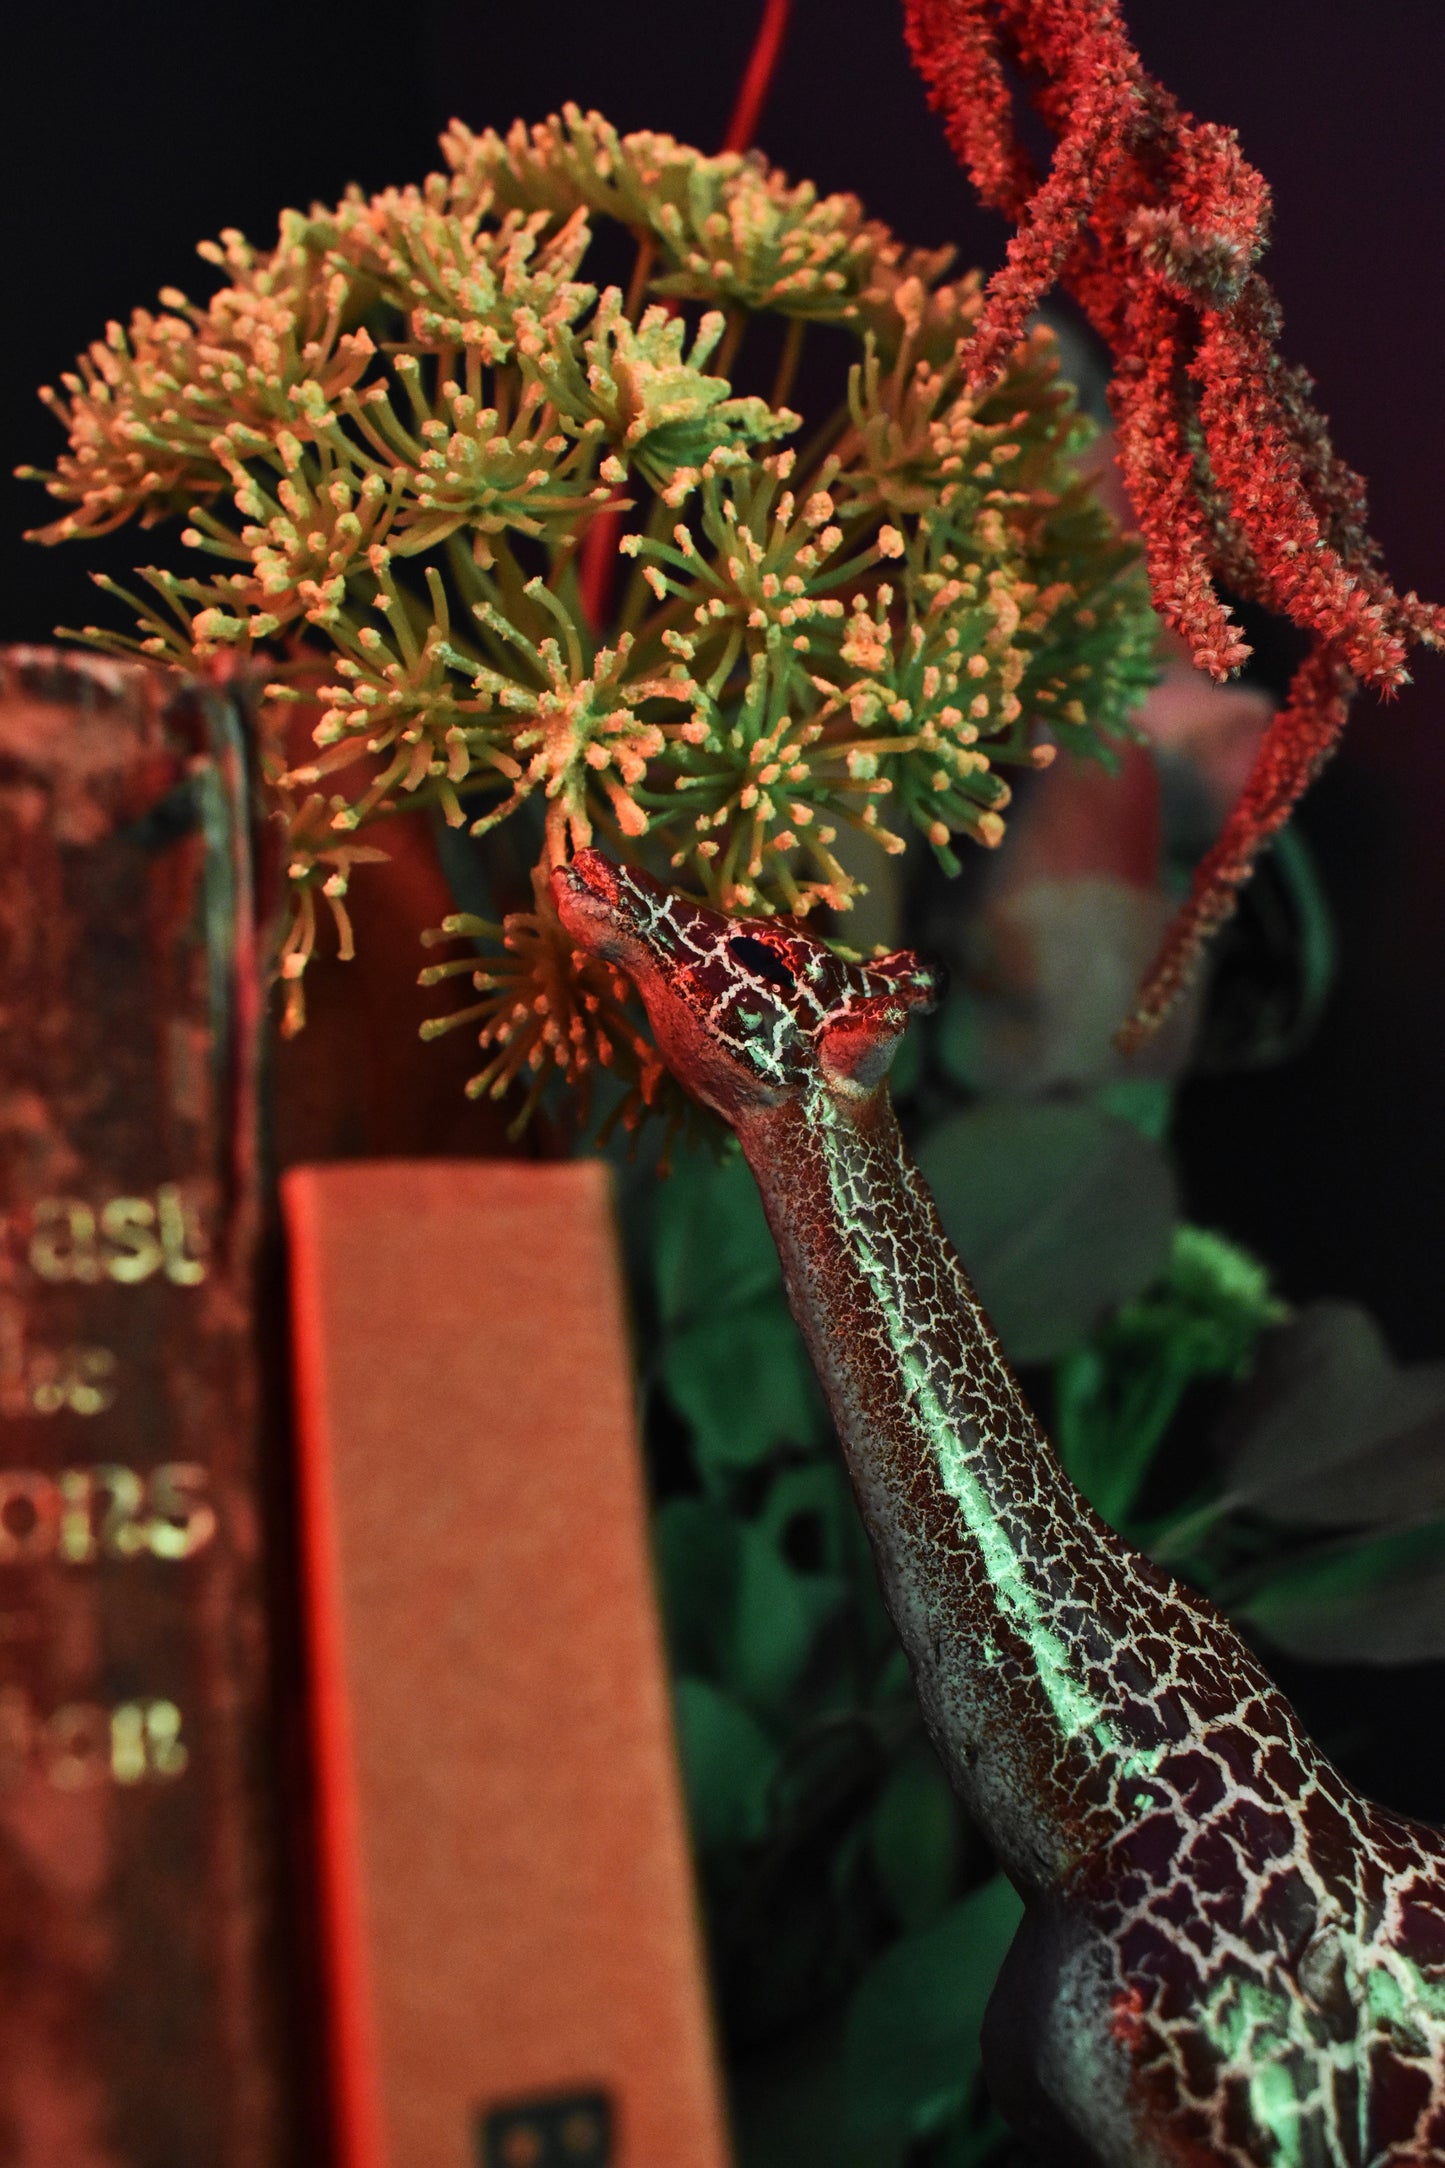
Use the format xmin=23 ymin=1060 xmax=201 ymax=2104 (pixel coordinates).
xmin=903 ymin=0 xmax=1444 ymax=1039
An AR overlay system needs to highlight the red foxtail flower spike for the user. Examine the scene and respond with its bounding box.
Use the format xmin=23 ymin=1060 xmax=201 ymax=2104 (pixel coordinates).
xmin=1117 ymin=643 xmax=1355 ymax=1052
xmin=903 ymin=0 xmax=1445 ymax=1040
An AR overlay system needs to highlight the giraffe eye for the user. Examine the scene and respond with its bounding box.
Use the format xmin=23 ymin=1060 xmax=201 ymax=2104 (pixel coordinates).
xmin=728 ymin=933 xmax=797 ymax=991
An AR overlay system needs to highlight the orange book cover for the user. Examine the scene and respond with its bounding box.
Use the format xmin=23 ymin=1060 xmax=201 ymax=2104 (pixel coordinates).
xmin=282 ymin=1157 xmax=731 ymax=2168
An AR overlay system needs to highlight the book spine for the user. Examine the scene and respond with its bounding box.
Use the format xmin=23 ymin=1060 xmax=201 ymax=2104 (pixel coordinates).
xmin=0 ymin=648 xmax=288 ymax=2164
xmin=283 ymin=1157 xmax=731 ymax=2168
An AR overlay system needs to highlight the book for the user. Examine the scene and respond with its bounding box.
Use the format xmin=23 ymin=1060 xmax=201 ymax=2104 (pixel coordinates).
xmin=0 ymin=647 xmax=290 ymax=2164
xmin=282 ymin=1157 xmax=731 ymax=2168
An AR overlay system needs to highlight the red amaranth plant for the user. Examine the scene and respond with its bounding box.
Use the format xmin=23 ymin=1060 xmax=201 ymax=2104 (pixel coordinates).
xmin=903 ymin=0 xmax=1445 ymax=1047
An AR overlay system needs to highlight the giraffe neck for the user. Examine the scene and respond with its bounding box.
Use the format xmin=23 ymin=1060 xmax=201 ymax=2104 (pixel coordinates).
xmin=549 ymin=848 xmax=1445 ymax=2161
xmin=735 ymin=1084 xmax=1280 ymax=1893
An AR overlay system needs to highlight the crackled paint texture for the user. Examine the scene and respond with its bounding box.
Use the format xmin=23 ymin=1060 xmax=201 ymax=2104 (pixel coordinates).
xmin=553 ymin=850 xmax=1445 ymax=2168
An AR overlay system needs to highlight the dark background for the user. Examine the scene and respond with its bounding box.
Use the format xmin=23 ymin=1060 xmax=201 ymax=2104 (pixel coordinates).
xmin=5 ymin=0 xmax=1443 ymax=1797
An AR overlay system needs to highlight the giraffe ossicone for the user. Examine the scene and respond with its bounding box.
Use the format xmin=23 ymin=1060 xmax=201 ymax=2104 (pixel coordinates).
xmin=553 ymin=849 xmax=1445 ymax=2168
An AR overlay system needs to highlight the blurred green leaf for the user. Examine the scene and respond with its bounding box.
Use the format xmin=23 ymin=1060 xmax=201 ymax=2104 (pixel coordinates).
xmin=757 ymin=1463 xmax=865 ymax=1580
xmin=916 ymin=1101 xmax=1177 ymax=1363
xmin=1216 ymin=1302 xmax=1445 ymax=1528
xmin=653 ymin=1498 xmax=742 ymax=1677
xmin=756 ymin=1461 xmax=900 ymax=1671
xmin=1093 ymin=1076 xmax=1174 ymax=1142
xmin=1186 ymin=824 xmax=1337 ymax=1074
xmin=757 ymin=1463 xmax=882 ymax=1598
xmin=1056 ymin=1225 xmax=1285 ymax=1529
xmin=889 ymin=1021 xmax=924 ymax=1105
xmin=932 ymin=2104 xmax=1012 ymax=2167
xmin=732 ymin=2007 xmax=909 ymax=2168
xmin=654 ymin=1147 xmax=781 ymax=1329
xmin=655 ymin=1498 xmax=849 ymax=1717
xmin=1241 ymin=1519 xmax=1445 ymax=1664
xmin=1146 ymin=1225 xmax=1286 ymax=1370
xmin=672 ymin=1677 xmax=779 ymax=1852
xmin=662 ymin=1295 xmax=828 ymax=1473
xmin=933 ymin=878 xmax=1173 ymax=1099
xmin=766 ymin=1712 xmax=890 ymax=1847
xmin=845 ymin=1873 xmax=1024 ymax=2140
xmin=651 ymin=1135 xmax=827 ymax=1474
xmin=868 ymin=1738 xmax=960 ymax=1933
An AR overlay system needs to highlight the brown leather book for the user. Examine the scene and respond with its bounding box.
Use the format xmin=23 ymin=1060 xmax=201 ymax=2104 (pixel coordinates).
xmin=282 ymin=1157 xmax=731 ymax=2168
xmin=0 ymin=649 xmax=290 ymax=2164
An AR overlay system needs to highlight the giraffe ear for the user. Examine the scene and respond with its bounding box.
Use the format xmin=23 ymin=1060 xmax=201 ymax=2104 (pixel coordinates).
xmin=868 ymin=948 xmax=942 ymax=1015
xmin=818 ymin=995 xmax=913 ymax=1094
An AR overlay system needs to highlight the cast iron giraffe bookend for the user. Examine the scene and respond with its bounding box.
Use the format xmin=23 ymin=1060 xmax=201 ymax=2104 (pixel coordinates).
xmin=553 ymin=850 xmax=1445 ymax=2168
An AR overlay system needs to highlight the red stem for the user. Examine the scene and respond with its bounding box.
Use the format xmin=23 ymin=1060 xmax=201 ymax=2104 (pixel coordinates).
xmin=721 ymin=0 xmax=794 ymax=155
xmin=577 ymin=499 xmax=624 ymax=641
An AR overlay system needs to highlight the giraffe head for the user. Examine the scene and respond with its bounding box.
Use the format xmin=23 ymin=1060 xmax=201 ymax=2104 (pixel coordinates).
xmin=551 ymin=851 xmax=939 ymax=1123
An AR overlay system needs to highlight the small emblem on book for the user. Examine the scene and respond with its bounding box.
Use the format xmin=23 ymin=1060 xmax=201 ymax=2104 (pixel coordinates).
xmin=476 ymin=2086 xmax=614 ymax=2166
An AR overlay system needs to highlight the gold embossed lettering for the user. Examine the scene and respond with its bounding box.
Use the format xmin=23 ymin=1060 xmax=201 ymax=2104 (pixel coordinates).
xmin=0 ymin=1302 xmax=119 ymax=1417
xmin=24 ymin=1188 xmax=207 ymax=1285
xmin=0 ymin=1472 xmax=60 ymax=1562
xmin=29 ymin=1199 xmax=101 ymax=1283
xmin=29 ymin=1345 xmax=120 ymax=1418
xmin=157 ymin=1183 xmax=207 ymax=1285
xmin=57 ymin=1469 xmax=97 ymax=1564
xmin=109 ymin=1701 xmax=149 ymax=1784
xmin=94 ymin=1465 xmax=148 ymax=1559
xmin=145 ymin=1463 xmax=217 ymax=1560
xmin=0 ymin=1463 xmax=218 ymax=1562
xmin=65 ymin=1347 xmax=117 ymax=1418
xmin=44 ymin=1701 xmax=113 ymax=1790
xmin=0 ymin=1691 xmax=190 ymax=1790
xmin=143 ymin=1699 xmax=188 ymax=1778
xmin=100 ymin=1196 xmax=164 ymax=1284
xmin=24 ymin=1347 xmax=66 ymax=1416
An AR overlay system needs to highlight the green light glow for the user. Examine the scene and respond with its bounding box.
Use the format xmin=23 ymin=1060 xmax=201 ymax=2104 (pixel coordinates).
xmin=829 ymin=1121 xmax=1164 ymax=1790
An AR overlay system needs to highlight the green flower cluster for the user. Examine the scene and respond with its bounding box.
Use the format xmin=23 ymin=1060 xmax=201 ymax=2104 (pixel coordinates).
xmin=25 ymin=103 xmax=1156 ymax=1130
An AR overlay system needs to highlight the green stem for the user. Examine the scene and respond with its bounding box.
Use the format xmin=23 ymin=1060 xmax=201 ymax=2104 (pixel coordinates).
xmin=771 ymin=316 xmax=805 ymax=410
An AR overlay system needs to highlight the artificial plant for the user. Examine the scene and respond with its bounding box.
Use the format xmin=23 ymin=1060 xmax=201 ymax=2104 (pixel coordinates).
xmin=20 ymin=2 xmax=1445 ymax=2163
xmin=22 ymin=105 xmax=1152 ymax=1136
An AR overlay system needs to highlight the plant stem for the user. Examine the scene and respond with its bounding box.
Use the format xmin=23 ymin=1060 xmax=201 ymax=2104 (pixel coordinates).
xmin=721 ymin=0 xmax=793 ymax=154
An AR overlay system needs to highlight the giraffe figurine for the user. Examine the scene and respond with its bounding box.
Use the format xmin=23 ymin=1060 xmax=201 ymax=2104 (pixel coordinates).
xmin=552 ymin=849 xmax=1445 ymax=2168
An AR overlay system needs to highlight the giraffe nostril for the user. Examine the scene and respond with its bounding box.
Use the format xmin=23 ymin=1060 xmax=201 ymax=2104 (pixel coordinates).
xmin=728 ymin=933 xmax=797 ymax=991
